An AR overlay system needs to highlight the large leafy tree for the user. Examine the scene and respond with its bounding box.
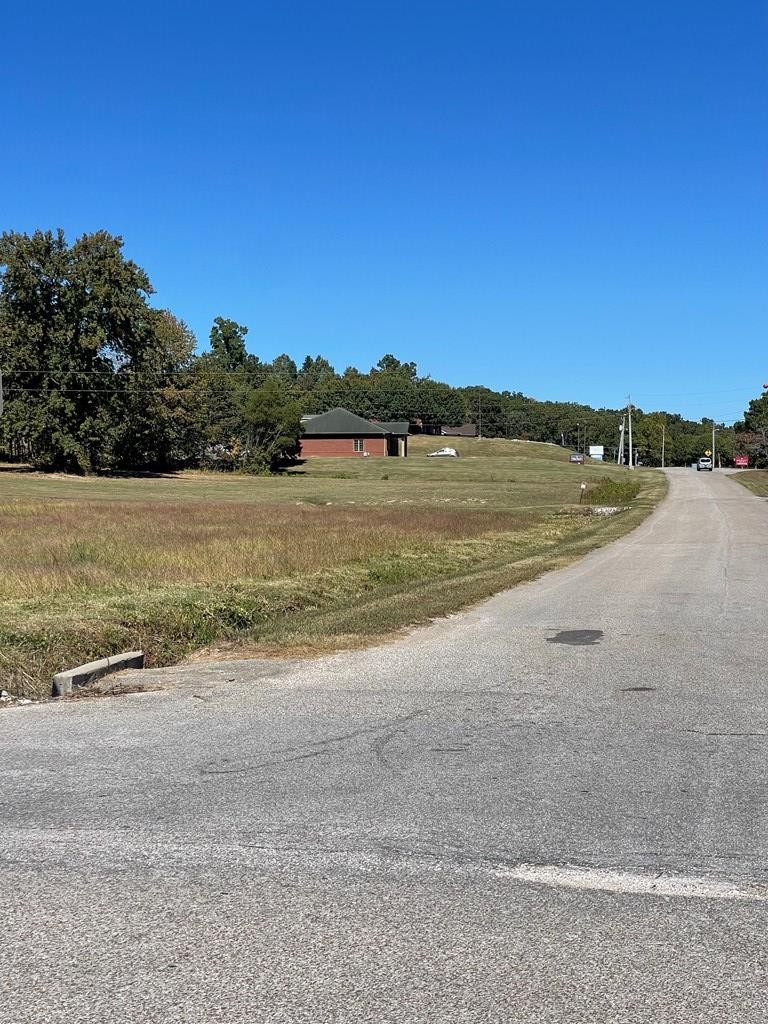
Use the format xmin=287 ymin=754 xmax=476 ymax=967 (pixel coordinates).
xmin=209 ymin=317 xmax=252 ymax=370
xmin=111 ymin=310 xmax=201 ymax=469
xmin=743 ymin=391 xmax=768 ymax=434
xmin=241 ymin=378 xmax=302 ymax=471
xmin=735 ymin=391 xmax=768 ymax=465
xmin=0 ymin=229 xmax=193 ymax=472
xmin=191 ymin=317 xmax=264 ymax=450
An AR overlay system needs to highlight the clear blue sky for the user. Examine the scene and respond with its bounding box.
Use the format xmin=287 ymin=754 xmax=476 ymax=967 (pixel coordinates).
xmin=3 ymin=0 xmax=766 ymax=422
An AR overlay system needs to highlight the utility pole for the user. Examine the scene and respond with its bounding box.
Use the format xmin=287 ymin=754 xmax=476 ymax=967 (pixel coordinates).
xmin=661 ymin=423 xmax=666 ymax=469
xmin=627 ymin=396 xmax=634 ymax=469
xmin=477 ymin=396 xmax=482 ymax=439
xmin=617 ymin=415 xmax=625 ymax=464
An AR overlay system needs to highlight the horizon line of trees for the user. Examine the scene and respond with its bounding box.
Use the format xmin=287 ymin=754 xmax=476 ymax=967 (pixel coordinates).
xmin=1 ymin=228 xmax=765 ymax=473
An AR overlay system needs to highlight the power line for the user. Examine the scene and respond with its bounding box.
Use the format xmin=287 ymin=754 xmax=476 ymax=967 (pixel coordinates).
xmin=5 ymin=386 xmax=243 ymax=395
xmin=2 ymin=368 xmax=241 ymax=376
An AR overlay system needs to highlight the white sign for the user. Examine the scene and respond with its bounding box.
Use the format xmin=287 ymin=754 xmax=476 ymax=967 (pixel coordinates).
xmin=589 ymin=445 xmax=604 ymax=461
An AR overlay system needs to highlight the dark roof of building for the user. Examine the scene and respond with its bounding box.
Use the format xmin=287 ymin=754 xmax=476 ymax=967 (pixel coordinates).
xmin=301 ymin=408 xmax=389 ymax=436
xmin=376 ymin=421 xmax=409 ymax=436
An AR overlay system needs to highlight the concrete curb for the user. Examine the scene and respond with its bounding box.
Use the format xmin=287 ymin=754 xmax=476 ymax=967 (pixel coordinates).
xmin=52 ymin=652 xmax=145 ymax=697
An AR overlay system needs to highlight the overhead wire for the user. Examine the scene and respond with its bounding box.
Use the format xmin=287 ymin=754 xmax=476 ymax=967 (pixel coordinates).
xmin=0 ymin=368 xmax=761 ymax=425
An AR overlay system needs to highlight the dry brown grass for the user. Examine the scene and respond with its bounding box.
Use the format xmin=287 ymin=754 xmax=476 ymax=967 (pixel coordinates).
xmin=0 ymin=445 xmax=666 ymax=698
xmin=0 ymin=500 xmax=539 ymax=600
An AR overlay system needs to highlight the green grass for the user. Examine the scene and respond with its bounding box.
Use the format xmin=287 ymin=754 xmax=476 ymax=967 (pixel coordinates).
xmin=731 ymin=470 xmax=768 ymax=497
xmin=0 ymin=438 xmax=666 ymax=698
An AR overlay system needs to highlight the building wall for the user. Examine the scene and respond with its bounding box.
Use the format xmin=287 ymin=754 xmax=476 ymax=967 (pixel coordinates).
xmin=300 ymin=436 xmax=389 ymax=457
xmin=441 ymin=425 xmax=477 ymax=437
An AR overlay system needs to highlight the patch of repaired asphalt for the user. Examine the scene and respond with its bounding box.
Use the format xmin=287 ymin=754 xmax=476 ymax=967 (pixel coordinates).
xmin=546 ymin=629 xmax=604 ymax=646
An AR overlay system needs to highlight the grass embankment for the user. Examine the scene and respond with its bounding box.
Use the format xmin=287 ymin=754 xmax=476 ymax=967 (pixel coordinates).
xmin=731 ymin=470 xmax=768 ymax=498
xmin=0 ymin=437 xmax=665 ymax=697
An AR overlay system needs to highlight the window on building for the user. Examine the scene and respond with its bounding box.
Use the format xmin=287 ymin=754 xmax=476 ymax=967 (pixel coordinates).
xmin=353 ymin=439 xmax=364 ymax=453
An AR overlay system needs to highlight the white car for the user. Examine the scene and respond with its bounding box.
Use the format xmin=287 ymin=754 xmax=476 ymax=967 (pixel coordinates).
xmin=427 ymin=446 xmax=459 ymax=458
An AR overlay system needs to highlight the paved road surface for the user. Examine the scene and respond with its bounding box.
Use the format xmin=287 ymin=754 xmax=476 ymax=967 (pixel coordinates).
xmin=3 ymin=469 xmax=768 ymax=1023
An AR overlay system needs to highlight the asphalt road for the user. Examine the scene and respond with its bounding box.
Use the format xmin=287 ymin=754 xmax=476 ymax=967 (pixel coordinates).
xmin=3 ymin=468 xmax=768 ymax=1023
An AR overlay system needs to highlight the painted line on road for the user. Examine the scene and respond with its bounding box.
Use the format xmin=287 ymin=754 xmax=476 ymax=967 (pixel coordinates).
xmin=492 ymin=862 xmax=768 ymax=901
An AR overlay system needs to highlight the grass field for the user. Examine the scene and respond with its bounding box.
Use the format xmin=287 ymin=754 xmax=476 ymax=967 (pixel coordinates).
xmin=0 ymin=436 xmax=666 ymax=698
xmin=731 ymin=470 xmax=768 ymax=497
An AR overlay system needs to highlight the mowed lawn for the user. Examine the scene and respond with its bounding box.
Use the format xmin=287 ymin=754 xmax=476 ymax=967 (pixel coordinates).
xmin=732 ymin=469 xmax=768 ymax=497
xmin=0 ymin=436 xmax=666 ymax=697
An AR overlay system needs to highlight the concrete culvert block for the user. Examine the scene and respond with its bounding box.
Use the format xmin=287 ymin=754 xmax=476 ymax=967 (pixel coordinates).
xmin=52 ymin=652 xmax=145 ymax=697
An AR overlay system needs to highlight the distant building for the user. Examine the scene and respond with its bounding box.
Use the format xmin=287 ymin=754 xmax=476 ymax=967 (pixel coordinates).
xmin=440 ymin=424 xmax=478 ymax=437
xmin=300 ymin=408 xmax=409 ymax=458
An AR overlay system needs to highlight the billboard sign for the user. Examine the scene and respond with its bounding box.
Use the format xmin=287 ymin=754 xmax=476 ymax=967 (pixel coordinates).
xmin=589 ymin=445 xmax=604 ymax=461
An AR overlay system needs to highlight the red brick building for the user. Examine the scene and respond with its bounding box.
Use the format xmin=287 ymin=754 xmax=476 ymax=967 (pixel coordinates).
xmin=300 ymin=408 xmax=409 ymax=458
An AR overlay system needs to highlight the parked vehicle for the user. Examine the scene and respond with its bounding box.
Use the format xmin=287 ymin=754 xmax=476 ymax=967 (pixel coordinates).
xmin=569 ymin=453 xmax=585 ymax=464
xmin=697 ymin=457 xmax=713 ymax=472
xmin=427 ymin=447 xmax=459 ymax=458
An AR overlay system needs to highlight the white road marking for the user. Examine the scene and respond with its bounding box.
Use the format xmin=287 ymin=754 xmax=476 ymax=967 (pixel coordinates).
xmin=492 ymin=862 xmax=768 ymax=901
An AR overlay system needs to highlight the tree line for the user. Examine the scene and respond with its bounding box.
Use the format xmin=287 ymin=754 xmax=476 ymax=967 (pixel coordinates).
xmin=0 ymin=229 xmax=763 ymax=472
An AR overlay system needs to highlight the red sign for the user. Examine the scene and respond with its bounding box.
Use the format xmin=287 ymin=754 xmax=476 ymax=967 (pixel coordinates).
xmin=734 ymin=455 xmax=749 ymax=467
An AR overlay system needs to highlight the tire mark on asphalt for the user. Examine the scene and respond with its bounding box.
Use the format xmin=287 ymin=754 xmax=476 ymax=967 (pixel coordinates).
xmin=199 ymin=710 xmax=429 ymax=776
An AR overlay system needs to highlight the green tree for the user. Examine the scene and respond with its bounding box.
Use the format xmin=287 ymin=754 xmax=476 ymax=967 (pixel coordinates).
xmin=209 ymin=317 xmax=251 ymax=370
xmin=311 ymin=373 xmax=376 ymax=418
xmin=460 ymin=386 xmax=507 ymax=437
xmin=374 ymin=354 xmax=418 ymax=379
xmin=633 ymin=412 xmax=667 ymax=466
xmin=298 ymin=355 xmax=336 ymax=392
xmin=415 ymin=379 xmax=466 ymax=430
xmin=270 ymin=353 xmax=299 ymax=385
xmin=192 ymin=316 xmax=264 ymax=453
xmin=241 ymin=378 xmax=302 ymax=471
xmin=111 ymin=310 xmax=201 ymax=470
xmin=0 ymin=228 xmax=183 ymax=472
xmin=733 ymin=392 xmax=768 ymax=465
xmin=743 ymin=392 xmax=768 ymax=435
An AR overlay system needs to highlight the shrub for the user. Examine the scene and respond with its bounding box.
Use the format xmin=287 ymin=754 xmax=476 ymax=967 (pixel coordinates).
xmin=585 ymin=476 xmax=640 ymax=505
